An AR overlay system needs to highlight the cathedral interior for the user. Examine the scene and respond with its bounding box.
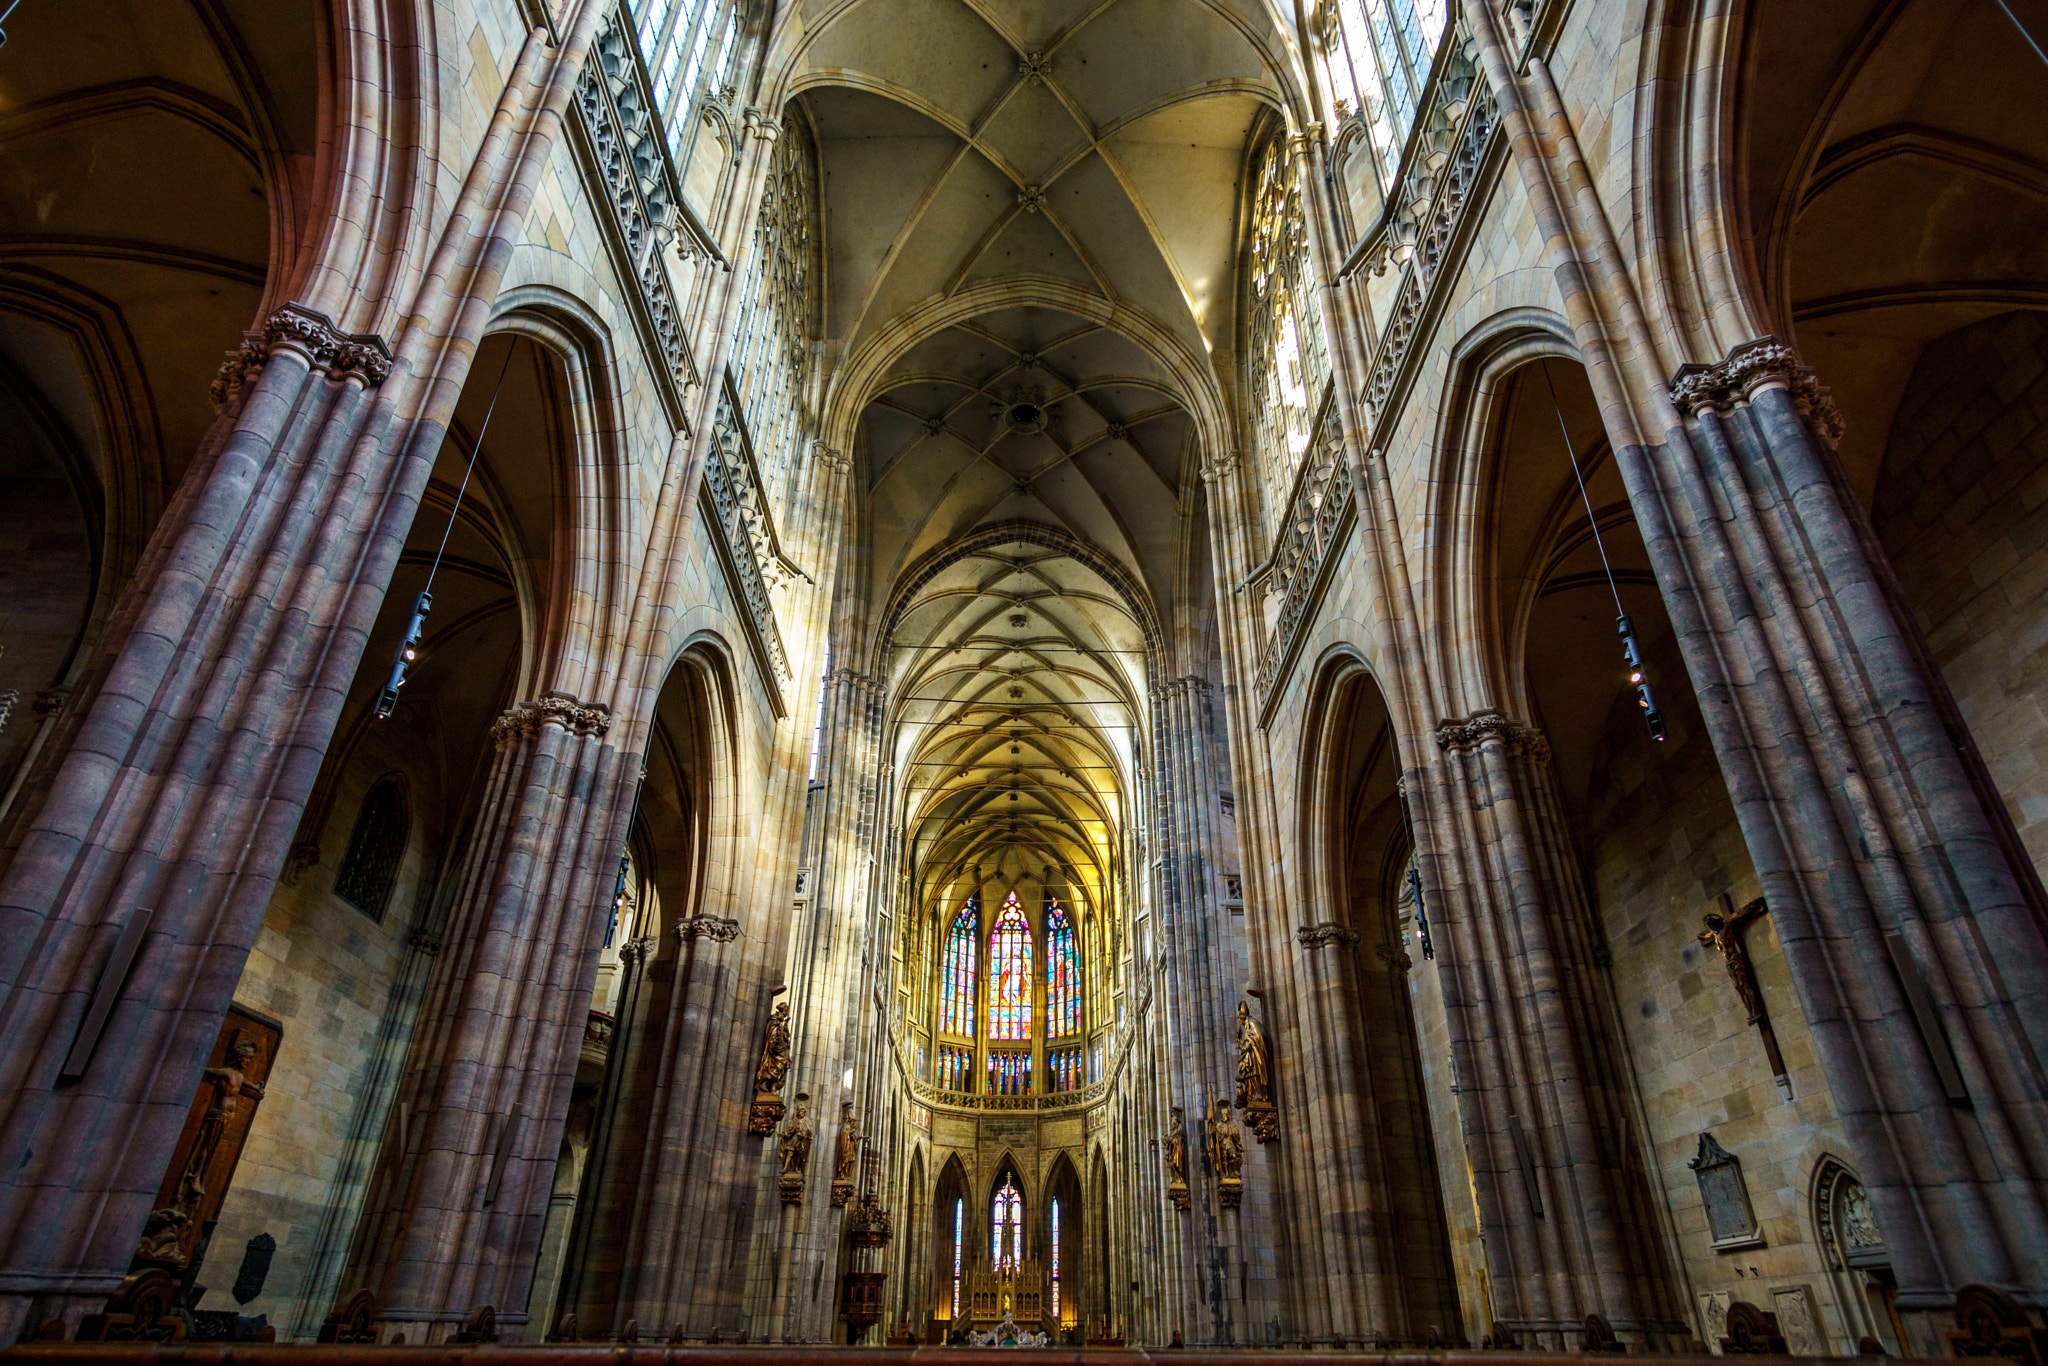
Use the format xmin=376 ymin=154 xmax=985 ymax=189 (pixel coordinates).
xmin=5 ymin=0 xmax=2048 ymax=1355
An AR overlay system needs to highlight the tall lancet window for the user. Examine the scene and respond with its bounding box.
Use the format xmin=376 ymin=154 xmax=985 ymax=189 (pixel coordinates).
xmin=987 ymin=891 xmax=1033 ymax=1041
xmin=1244 ymin=134 xmax=1332 ymax=536
xmin=951 ymin=1197 xmax=964 ymax=1319
xmin=939 ymin=898 xmax=979 ymax=1037
xmin=991 ymin=1176 xmax=1022 ymax=1271
xmin=1046 ymin=898 xmax=1080 ymax=1037
xmin=1050 ymin=1198 xmax=1062 ymax=1317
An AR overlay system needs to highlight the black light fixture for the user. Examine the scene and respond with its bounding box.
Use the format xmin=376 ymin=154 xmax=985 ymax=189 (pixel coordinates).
xmin=374 ymin=345 xmax=514 ymax=721
xmin=1618 ymin=614 xmax=1666 ymax=742
xmin=374 ymin=592 xmax=432 ymax=719
xmin=1543 ymin=364 xmax=1666 ymax=743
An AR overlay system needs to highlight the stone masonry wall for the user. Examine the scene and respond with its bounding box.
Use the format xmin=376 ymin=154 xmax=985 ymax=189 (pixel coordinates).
xmin=1874 ymin=308 xmax=2048 ymax=889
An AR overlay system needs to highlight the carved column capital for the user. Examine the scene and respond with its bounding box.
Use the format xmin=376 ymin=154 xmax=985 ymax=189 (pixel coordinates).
xmin=1297 ymin=922 xmax=1360 ymax=951
xmin=1433 ymin=709 xmax=1549 ymax=764
xmin=676 ymin=915 xmax=741 ymax=943
xmin=211 ymin=303 xmax=393 ymax=409
xmin=1669 ymin=337 xmax=1843 ymax=446
xmin=490 ymin=691 xmax=613 ymax=746
xmin=810 ymin=439 xmax=848 ymax=471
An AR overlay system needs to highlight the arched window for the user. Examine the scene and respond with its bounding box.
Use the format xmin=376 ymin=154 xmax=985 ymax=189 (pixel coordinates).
xmin=991 ymin=1175 xmax=1022 ymax=1271
xmin=1050 ymin=1197 xmax=1061 ymax=1317
xmin=1244 ymin=136 xmax=1332 ymax=532
xmin=987 ymin=891 xmax=1033 ymax=1040
xmin=333 ymin=777 xmax=407 ymax=922
xmin=1046 ymin=898 xmax=1080 ymax=1037
xmin=938 ymin=898 xmax=979 ymax=1036
xmin=951 ymin=1197 xmax=964 ymax=1320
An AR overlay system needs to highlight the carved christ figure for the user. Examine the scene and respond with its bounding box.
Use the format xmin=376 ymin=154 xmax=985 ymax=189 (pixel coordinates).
xmin=1235 ymin=1001 xmax=1270 ymax=1108
xmin=1163 ymin=1105 xmax=1188 ymax=1186
xmin=1699 ymin=898 xmax=1768 ymax=1024
xmin=756 ymin=1001 xmax=793 ymax=1094
xmin=175 ymin=1033 xmax=267 ymax=1211
xmin=836 ymin=1101 xmax=861 ymax=1181
xmin=780 ymin=1095 xmax=814 ymax=1177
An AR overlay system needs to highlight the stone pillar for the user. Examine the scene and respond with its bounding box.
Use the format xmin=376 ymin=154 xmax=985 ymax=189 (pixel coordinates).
xmin=1650 ymin=346 xmax=2048 ymax=1328
xmin=1148 ymin=675 xmax=1266 ymax=1344
xmin=0 ymin=316 xmax=394 ymax=1340
xmin=0 ymin=4 xmax=606 ymax=1338
xmin=344 ymin=693 xmax=630 ymax=1342
xmin=1418 ymin=713 xmax=1682 ymax=1347
xmin=571 ymin=911 xmax=753 ymax=1340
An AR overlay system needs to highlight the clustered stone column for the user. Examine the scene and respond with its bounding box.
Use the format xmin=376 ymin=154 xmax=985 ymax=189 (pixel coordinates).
xmin=1416 ymin=712 xmax=1683 ymax=1346
xmin=342 ymin=693 xmax=630 ymax=1342
xmin=1654 ymin=345 xmax=2048 ymax=1323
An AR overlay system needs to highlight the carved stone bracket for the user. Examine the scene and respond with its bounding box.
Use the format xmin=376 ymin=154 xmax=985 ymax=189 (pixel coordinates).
xmin=211 ymin=303 xmax=393 ymax=409
xmin=489 ymin=691 xmax=613 ymax=745
xmin=407 ymin=931 xmax=443 ymax=956
xmin=1434 ymin=710 xmax=1550 ymax=764
xmin=1296 ymin=922 xmax=1361 ymax=951
xmin=618 ymin=933 xmax=659 ymax=965
xmin=1243 ymin=1101 xmax=1279 ymax=1144
xmin=676 ymin=915 xmax=741 ymax=943
xmin=1669 ymin=338 xmax=1843 ymax=448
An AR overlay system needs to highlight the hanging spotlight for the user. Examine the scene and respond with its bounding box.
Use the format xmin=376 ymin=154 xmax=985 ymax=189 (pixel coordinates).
xmin=374 ymin=591 xmax=432 ymax=719
xmin=1618 ymin=614 xmax=1666 ymax=742
xmin=375 ymin=345 xmax=515 ymax=722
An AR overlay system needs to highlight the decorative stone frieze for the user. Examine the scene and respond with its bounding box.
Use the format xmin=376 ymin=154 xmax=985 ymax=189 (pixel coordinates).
xmin=210 ymin=303 xmax=393 ymax=408
xmin=1296 ymin=922 xmax=1360 ymax=951
xmin=489 ymin=692 xmax=613 ymax=746
xmin=675 ymin=915 xmax=741 ymax=943
xmin=1433 ymin=710 xmax=1550 ymax=764
xmin=1668 ymin=337 xmax=1844 ymax=448
xmin=1357 ymin=67 xmax=1500 ymax=421
xmin=574 ymin=8 xmax=702 ymax=402
xmin=1256 ymin=410 xmax=1352 ymax=699
xmin=704 ymin=383 xmax=794 ymax=681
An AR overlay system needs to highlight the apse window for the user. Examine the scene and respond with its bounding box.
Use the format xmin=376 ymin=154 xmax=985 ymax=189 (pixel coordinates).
xmin=332 ymin=776 xmax=407 ymax=923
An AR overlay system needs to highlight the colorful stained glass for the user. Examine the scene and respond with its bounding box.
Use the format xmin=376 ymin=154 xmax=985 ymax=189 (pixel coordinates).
xmin=1050 ymin=1197 xmax=1061 ymax=1317
xmin=991 ymin=1176 xmax=1022 ymax=1270
xmin=939 ymin=898 xmax=978 ymax=1036
xmin=951 ymin=1197 xmax=963 ymax=1319
xmin=1048 ymin=1046 xmax=1082 ymax=1092
xmin=987 ymin=891 xmax=1032 ymax=1040
xmin=1046 ymin=898 xmax=1080 ymax=1036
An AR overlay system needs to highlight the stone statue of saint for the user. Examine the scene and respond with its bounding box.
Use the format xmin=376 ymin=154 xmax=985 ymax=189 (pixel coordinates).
xmin=1205 ymin=1099 xmax=1242 ymax=1182
xmin=780 ymin=1093 xmax=813 ymax=1177
xmin=836 ymin=1101 xmax=861 ymax=1182
xmin=1235 ymin=1001 xmax=1269 ymax=1108
xmin=755 ymin=1001 xmax=793 ymax=1094
xmin=1163 ymin=1105 xmax=1188 ymax=1186
xmin=1698 ymin=899 xmax=1768 ymax=1024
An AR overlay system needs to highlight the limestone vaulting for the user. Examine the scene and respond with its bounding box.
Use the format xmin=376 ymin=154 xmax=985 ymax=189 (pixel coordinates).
xmin=1 ymin=0 xmax=2046 ymax=1354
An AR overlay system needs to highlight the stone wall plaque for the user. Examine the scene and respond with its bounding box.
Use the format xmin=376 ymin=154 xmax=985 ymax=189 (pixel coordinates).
xmin=1689 ymin=1131 xmax=1763 ymax=1249
xmin=1772 ymin=1285 xmax=1826 ymax=1356
xmin=1697 ymin=1291 xmax=1731 ymax=1348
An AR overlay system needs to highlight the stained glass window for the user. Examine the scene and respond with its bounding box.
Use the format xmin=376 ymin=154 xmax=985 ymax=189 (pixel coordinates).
xmin=1050 ymin=1198 xmax=1061 ymax=1317
xmin=1046 ymin=899 xmax=1080 ymax=1037
xmin=1048 ymin=1046 xmax=1082 ymax=1093
xmin=1244 ymin=136 xmax=1332 ymax=535
xmin=986 ymin=1050 xmax=1031 ymax=1096
xmin=991 ymin=1176 xmax=1022 ymax=1271
xmin=939 ymin=898 xmax=978 ymax=1036
xmin=987 ymin=891 xmax=1032 ymax=1040
xmin=952 ymin=1198 xmax=963 ymax=1319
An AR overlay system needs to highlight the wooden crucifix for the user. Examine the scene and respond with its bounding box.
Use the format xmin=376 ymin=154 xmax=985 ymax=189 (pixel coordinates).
xmin=1698 ymin=894 xmax=1792 ymax=1100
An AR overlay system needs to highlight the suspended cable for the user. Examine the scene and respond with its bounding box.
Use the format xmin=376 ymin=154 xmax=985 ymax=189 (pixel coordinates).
xmin=1539 ymin=364 xmax=1666 ymax=743
xmin=376 ymin=346 xmax=517 ymax=719
xmin=1993 ymin=0 xmax=2048 ymax=68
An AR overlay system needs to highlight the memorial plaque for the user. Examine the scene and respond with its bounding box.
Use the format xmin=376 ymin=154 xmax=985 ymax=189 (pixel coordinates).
xmin=1689 ymin=1131 xmax=1763 ymax=1249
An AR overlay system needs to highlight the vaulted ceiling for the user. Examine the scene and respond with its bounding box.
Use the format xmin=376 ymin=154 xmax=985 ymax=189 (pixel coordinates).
xmin=781 ymin=0 xmax=1293 ymax=913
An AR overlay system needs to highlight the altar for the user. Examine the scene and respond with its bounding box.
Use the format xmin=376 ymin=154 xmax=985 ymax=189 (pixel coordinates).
xmin=966 ymin=1263 xmax=1043 ymax=1326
